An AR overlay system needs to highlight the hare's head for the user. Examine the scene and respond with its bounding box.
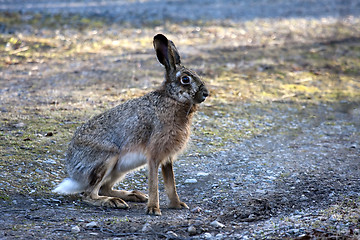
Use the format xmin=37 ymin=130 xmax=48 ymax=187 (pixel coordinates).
xmin=154 ymin=34 xmax=208 ymax=104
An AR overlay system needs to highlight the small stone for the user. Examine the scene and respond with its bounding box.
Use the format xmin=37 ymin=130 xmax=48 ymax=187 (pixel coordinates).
xmin=188 ymin=225 xmax=197 ymax=235
xmin=216 ymin=233 xmax=224 ymax=239
xmin=256 ymin=189 xmax=266 ymax=194
xmin=71 ymin=226 xmax=81 ymax=233
xmin=265 ymin=176 xmax=276 ymax=180
xmin=191 ymin=206 xmax=202 ymax=213
xmin=166 ymin=231 xmax=177 ymax=238
xmin=203 ymin=232 xmax=212 ymax=239
xmin=297 ymin=234 xmax=308 ymax=239
xmin=197 ymin=172 xmax=209 ymax=177
xmin=44 ymin=159 xmax=57 ymax=164
xmin=184 ymin=179 xmax=198 ymax=184
xmin=300 ymin=195 xmax=308 ymax=201
xmin=210 ymin=220 xmax=225 ymax=228
xmin=86 ymin=221 xmax=98 ymax=228
xmin=45 ymin=132 xmax=53 ymax=137
xmin=14 ymin=122 xmax=25 ymax=128
xmin=50 ymin=198 xmax=61 ymax=203
xmin=142 ymin=223 xmax=152 ymax=232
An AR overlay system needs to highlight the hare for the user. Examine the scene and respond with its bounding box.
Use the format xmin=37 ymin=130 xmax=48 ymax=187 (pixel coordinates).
xmin=53 ymin=34 xmax=209 ymax=215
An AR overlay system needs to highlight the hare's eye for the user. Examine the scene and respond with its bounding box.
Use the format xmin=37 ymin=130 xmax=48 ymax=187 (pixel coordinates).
xmin=180 ymin=76 xmax=191 ymax=85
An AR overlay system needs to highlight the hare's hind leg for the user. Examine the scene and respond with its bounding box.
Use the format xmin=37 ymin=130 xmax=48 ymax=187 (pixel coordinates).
xmin=99 ymin=152 xmax=148 ymax=202
xmin=100 ymin=189 xmax=148 ymax=202
xmin=83 ymin=155 xmax=129 ymax=209
xmin=99 ymin=176 xmax=148 ymax=202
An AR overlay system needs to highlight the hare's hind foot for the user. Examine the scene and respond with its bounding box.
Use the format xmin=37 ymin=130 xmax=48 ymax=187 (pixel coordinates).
xmin=125 ymin=190 xmax=148 ymax=202
xmin=84 ymin=195 xmax=129 ymax=209
xmin=100 ymin=189 xmax=148 ymax=202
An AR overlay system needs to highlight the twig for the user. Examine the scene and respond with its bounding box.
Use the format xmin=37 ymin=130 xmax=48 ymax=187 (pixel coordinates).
xmin=0 ymin=209 xmax=27 ymax=213
xmin=53 ymin=228 xmax=71 ymax=232
xmin=10 ymin=46 xmax=29 ymax=55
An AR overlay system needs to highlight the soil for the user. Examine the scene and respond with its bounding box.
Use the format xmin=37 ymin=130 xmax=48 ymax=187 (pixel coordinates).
xmin=0 ymin=1 xmax=360 ymax=239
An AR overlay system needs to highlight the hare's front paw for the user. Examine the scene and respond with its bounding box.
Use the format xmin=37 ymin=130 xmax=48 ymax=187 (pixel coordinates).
xmin=146 ymin=205 xmax=162 ymax=216
xmin=169 ymin=201 xmax=189 ymax=210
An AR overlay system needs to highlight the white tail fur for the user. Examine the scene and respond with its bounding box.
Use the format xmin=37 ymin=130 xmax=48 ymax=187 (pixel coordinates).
xmin=53 ymin=178 xmax=84 ymax=194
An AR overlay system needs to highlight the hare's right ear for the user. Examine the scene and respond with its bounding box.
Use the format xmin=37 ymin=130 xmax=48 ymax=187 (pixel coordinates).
xmin=153 ymin=34 xmax=180 ymax=71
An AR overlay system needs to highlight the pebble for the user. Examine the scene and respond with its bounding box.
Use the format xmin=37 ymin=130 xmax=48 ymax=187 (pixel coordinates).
xmin=184 ymin=178 xmax=198 ymax=184
xmin=210 ymin=220 xmax=225 ymax=228
xmin=256 ymin=189 xmax=266 ymax=194
xmin=188 ymin=225 xmax=197 ymax=235
xmin=71 ymin=226 xmax=81 ymax=233
xmin=14 ymin=122 xmax=25 ymax=128
xmin=50 ymin=198 xmax=61 ymax=203
xmin=300 ymin=195 xmax=308 ymax=201
xmin=44 ymin=159 xmax=57 ymax=164
xmin=197 ymin=172 xmax=209 ymax=177
xmin=166 ymin=231 xmax=178 ymax=238
xmin=191 ymin=206 xmax=202 ymax=213
xmin=86 ymin=221 xmax=98 ymax=228
xmin=142 ymin=223 xmax=152 ymax=232
xmin=203 ymin=232 xmax=213 ymax=239
xmin=216 ymin=233 xmax=224 ymax=239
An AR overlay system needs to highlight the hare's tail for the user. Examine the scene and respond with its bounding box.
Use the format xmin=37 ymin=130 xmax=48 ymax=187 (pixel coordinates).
xmin=53 ymin=178 xmax=85 ymax=194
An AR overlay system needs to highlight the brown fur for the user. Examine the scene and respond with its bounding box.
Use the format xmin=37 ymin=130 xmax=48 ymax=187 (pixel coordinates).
xmin=53 ymin=34 xmax=208 ymax=215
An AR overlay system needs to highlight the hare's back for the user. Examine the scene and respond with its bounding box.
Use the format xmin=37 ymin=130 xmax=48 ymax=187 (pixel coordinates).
xmin=71 ymin=93 xmax=159 ymax=149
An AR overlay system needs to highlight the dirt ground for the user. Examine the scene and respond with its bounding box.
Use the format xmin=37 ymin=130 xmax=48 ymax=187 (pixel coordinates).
xmin=0 ymin=1 xmax=360 ymax=239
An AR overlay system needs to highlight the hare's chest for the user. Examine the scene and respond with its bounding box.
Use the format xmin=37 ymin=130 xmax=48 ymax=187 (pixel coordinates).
xmin=163 ymin=126 xmax=191 ymax=152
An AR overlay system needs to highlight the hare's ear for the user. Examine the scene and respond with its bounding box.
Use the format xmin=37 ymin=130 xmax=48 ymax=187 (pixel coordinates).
xmin=168 ymin=40 xmax=181 ymax=65
xmin=153 ymin=34 xmax=181 ymax=71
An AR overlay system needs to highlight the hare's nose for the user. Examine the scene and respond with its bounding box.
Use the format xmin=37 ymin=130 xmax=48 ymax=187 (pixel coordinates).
xmin=202 ymin=89 xmax=209 ymax=99
xmin=194 ymin=84 xmax=209 ymax=103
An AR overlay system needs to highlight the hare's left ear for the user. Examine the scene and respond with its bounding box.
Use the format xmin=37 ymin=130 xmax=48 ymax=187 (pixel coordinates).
xmin=153 ymin=34 xmax=181 ymax=71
